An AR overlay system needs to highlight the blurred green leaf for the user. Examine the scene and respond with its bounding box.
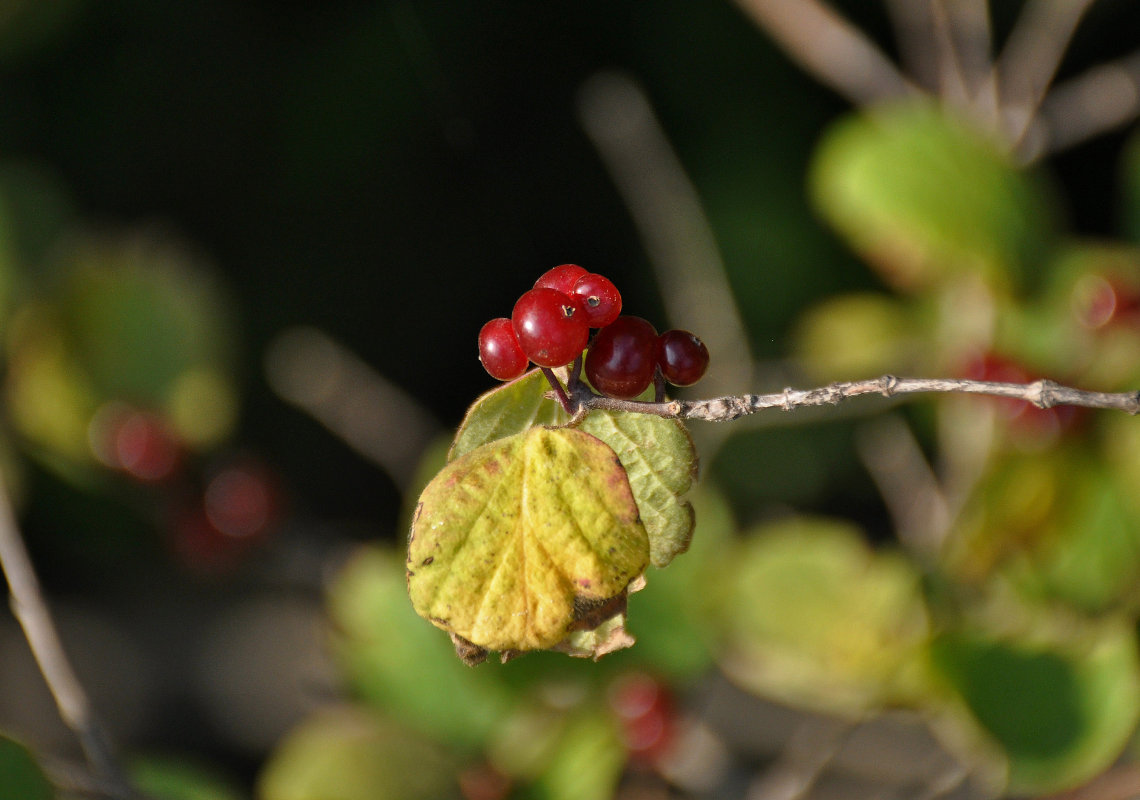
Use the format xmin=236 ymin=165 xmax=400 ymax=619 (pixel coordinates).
xmin=810 ymin=103 xmax=1057 ymax=292
xmin=0 ymin=734 xmax=53 ymax=800
xmin=718 ymin=517 xmax=930 ymax=714
xmin=530 ymin=707 xmax=625 ymax=800
xmin=622 ymin=484 xmax=735 ymax=680
xmin=257 ymin=706 xmax=457 ymax=800
xmin=947 ymin=452 xmax=1140 ymax=614
xmin=792 ymin=291 xmax=918 ymax=381
xmin=930 ymin=622 xmax=1140 ymax=794
xmin=131 ymin=755 xmax=243 ymax=800
xmin=6 ymin=231 xmax=240 ymax=478
xmin=578 ymin=410 xmax=697 ymax=568
xmin=449 ymin=370 xmax=567 ymax=460
xmin=408 ymin=427 xmax=648 ymax=654
xmin=328 ymin=546 xmax=512 ymax=749
xmin=59 ymin=235 xmax=235 ymax=415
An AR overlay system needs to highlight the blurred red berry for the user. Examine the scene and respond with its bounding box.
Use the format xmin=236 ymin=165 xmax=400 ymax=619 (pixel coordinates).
xmin=608 ymin=672 xmax=676 ymax=764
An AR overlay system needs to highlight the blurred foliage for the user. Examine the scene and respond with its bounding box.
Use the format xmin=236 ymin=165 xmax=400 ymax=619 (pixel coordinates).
xmin=0 ymin=2 xmax=1136 ymax=800
xmin=0 ymin=735 xmax=52 ymax=800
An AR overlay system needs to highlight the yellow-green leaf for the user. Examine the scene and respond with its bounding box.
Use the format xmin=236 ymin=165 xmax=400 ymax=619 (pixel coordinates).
xmin=719 ymin=517 xmax=930 ymax=714
xmin=408 ymin=426 xmax=649 ymax=654
xmin=578 ymin=410 xmax=697 ymax=567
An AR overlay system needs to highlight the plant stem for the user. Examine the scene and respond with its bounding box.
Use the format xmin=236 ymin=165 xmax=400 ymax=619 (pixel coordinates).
xmin=572 ymin=374 xmax=1140 ymax=421
xmin=0 ymin=476 xmax=135 ymax=799
xmin=540 ymin=367 xmax=575 ymax=414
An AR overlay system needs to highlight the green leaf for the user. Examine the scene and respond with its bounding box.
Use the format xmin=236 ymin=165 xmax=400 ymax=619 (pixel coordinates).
xmin=792 ymin=292 xmax=918 ymax=382
xmin=624 ymin=484 xmax=735 ymax=679
xmin=946 ymin=452 xmax=1140 ymax=614
xmin=578 ymin=410 xmax=697 ymax=567
xmin=328 ymin=545 xmax=512 ymax=748
xmin=131 ymin=755 xmax=242 ymax=800
xmin=532 ymin=708 xmax=626 ymax=800
xmin=930 ymin=622 xmax=1140 ymax=794
xmin=258 ymin=707 xmax=457 ymax=800
xmin=810 ymin=103 xmax=1056 ymax=291
xmin=719 ymin=517 xmax=930 ymax=714
xmin=0 ymin=735 xmax=53 ymax=800
xmin=449 ymin=370 xmax=567 ymax=460
xmin=408 ymin=426 xmax=649 ymax=655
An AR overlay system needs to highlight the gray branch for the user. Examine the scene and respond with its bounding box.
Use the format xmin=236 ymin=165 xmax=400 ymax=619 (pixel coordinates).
xmin=0 ymin=474 xmax=137 ymax=798
xmin=730 ymin=0 xmax=915 ymax=106
xmin=573 ymin=375 xmax=1140 ymax=421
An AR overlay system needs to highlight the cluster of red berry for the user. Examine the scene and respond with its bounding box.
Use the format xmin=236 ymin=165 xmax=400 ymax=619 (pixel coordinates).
xmin=477 ymin=264 xmax=709 ymax=400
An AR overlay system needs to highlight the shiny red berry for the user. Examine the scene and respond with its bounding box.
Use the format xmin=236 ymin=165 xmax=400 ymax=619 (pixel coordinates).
xmin=534 ymin=264 xmax=589 ymax=295
xmin=656 ymin=329 xmax=709 ymax=387
xmin=571 ymin=273 xmax=622 ymax=328
xmin=584 ymin=315 xmax=658 ymax=399
xmin=512 ymin=288 xmax=589 ymax=368
xmin=478 ymin=318 xmax=529 ymax=381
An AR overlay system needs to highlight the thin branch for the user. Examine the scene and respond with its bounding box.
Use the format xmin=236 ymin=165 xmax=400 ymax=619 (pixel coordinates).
xmin=0 ymin=474 xmax=134 ymax=798
xmin=567 ymin=374 xmax=1140 ymax=421
xmin=884 ymin=0 xmax=940 ymax=92
xmin=930 ymin=0 xmax=973 ymax=110
xmin=264 ymin=327 xmax=441 ymax=491
xmin=855 ymin=415 xmax=952 ymax=562
xmin=936 ymin=0 xmax=1001 ymax=126
xmin=1021 ymin=48 xmax=1140 ymax=160
xmin=576 ymin=71 xmax=754 ymax=403
xmin=729 ymin=0 xmax=915 ymax=106
xmin=996 ymin=0 xmax=1099 ymax=146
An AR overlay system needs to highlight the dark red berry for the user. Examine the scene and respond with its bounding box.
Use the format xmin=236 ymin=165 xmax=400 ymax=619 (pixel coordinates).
xmin=571 ymin=273 xmax=622 ymax=328
xmin=512 ymin=288 xmax=589 ymax=368
xmin=534 ymin=264 xmax=589 ymax=295
xmin=584 ymin=315 xmax=658 ymax=399
xmin=478 ymin=317 xmax=529 ymax=381
xmin=656 ymin=329 xmax=709 ymax=387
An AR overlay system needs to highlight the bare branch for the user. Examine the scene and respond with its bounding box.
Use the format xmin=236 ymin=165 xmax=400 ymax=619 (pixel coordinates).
xmin=264 ymin=327 xmax=442 ymax=490
xmin=997 ymin=0 xmax=1099 ymax=145
xmin=931 ymin=1 xmax=973 ymax=109
xmin=884 ymin=0 xmax=940 ymax=92
xmin=0 ymin=475 xmax=135 ymax=798
xmin=855 ymin=415 xmax=951 ymax=562
xmin=569 ymin=374 xmax=1140 ymax=421
xmin=576 ymin=71 xmax=754 ymax=407
xmin=729 ymin=0 xmax=915 ymax=106
xmin=1021 ymin=48 xmax=1140 ymax=160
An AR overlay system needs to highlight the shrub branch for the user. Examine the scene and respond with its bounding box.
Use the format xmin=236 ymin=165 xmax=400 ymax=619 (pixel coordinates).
xmin=568 ymin=374 xmax=1140 ymax=421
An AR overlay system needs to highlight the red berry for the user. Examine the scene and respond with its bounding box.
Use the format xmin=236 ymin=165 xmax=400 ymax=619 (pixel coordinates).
xmin=584 ymin=315 xmax=658 ymax=399
xmin=608 ymin=673 xmax=676 ymax=763
xmin=571 ymin=273 xmax=622 ymax=328
xmin=478 ymin=318 xmax=529 ymax=381
xmin=534 ymin=264 xmax=589 ymax=295
xmin=656 ymin=329 xmax=709 ymax=387
xmin=90 ymin=404 xmax=183 ymax=482
xmin=512 ymin=288 xmax=589 ymax=368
